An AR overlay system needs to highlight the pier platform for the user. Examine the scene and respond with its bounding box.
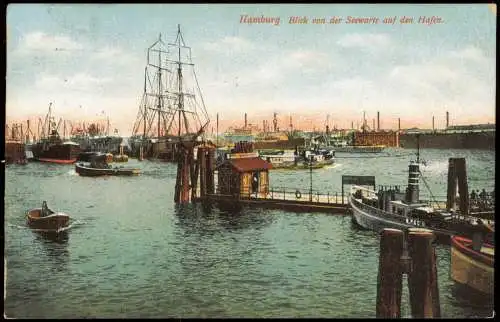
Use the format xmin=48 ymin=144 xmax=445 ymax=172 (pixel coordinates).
xmin=197 ymin=188 xmax=350 ymax=214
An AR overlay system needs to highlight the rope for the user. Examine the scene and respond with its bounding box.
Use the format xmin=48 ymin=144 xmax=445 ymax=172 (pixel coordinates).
xmin=419 ymin=170 xmax=441 ymax=209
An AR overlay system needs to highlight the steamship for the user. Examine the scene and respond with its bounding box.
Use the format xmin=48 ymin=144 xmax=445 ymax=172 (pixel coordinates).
xmin=32 ymin=103 xmax=81 ymax=164
xmin=349 ymin=146 xmax=495 ymax=244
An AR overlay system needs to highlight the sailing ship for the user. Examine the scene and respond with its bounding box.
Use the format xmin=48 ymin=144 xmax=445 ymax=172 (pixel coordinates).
xmin=130 ymin=25 xmax=210 ymax=161
xmin=349 ymin=137 xmax=495 ymax=244
xmin=31 ymin=103 xmax=81 ymax=164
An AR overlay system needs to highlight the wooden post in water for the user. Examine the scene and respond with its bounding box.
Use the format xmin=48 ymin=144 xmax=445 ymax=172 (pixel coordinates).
xmin=191 ymin=147 xmax=198 ymax=201
xmin=446 ymin=158 xmax=469 ymax=214
xmin=199 ymin=147 xmax=207 ymax=198
xmin=174 ymin=149 xmax=182 ymax=203
xmin=206 ymin=147 xmax=215 ymax=195
xmin=376 ymin=228 xmax=404 ymax=318
xmin=180 ymin=147 xmax=191 ymax=203
xmin=407 ymin=228 xmax=441 ymax=318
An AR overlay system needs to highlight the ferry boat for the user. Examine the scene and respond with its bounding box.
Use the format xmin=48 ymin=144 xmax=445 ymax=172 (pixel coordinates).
xmin=349 ymin=145 xmax=495 ymax=244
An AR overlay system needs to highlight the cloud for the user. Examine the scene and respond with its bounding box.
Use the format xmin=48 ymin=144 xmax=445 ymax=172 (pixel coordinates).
xmin=35 ymin=73 xmax=111 ymax=92
xmin=16 ymin=31 xmax=83 ymax=54
xmin=202 ymin=36 xmax=254 ymax=53
xmin=337 ymin=33 xmax=391 ymax=49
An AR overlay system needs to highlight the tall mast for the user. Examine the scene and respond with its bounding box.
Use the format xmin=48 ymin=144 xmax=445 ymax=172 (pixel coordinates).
xmin=143 ymin=66 xmax=147 ymax=138
xmin=157 ymin=33 xmax=162 ymax=139
xmin=177 ymin=25 xmax=183 ymax=138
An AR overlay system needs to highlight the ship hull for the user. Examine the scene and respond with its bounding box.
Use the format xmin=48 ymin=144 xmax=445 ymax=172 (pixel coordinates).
xmin=450 ymin=236 xmax=494 ymax=295
xmin=32 ymin=143 xmax=80 ymax=163
xmin=334 ymin=145 xmax=385 ymax=153
xmin=349 ymin=195 xmax=452 ymax=243
xmin=400 ymin=132 xmax=495 ymax=150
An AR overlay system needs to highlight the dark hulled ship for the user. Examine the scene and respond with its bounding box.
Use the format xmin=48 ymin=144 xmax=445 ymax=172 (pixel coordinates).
xmin=32 ymin=103 xmax=81 ymax=164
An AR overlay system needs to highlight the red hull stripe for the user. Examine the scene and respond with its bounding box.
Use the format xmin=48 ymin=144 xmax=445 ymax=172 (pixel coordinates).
xmin=38 ymin=158 xmax=77 ymax=164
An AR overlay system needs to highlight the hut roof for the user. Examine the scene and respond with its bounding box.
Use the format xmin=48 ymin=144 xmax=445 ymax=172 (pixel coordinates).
xmin=221 ymin=157 xmax=272 ymax=172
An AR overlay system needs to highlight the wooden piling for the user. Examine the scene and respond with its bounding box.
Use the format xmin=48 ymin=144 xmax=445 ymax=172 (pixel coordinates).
xmin=199 ymin=147 xmax=207 ymax=198
xmin=174 ymin=150 xmax=182 ymax=203
xmin=407 ymin=228 xmax=441 ymax=318
xmin=376 ymin=228 xmax=404 ymax=318
xmin=446 ymin=158 xmax=469 ymax=214
xmin=206 ymin=147 xmax=215 ymax=195
xmin=180 ymin=148 xmax=191 ymax=203
xmin=191 ymin=148 xmax=198 ymax=201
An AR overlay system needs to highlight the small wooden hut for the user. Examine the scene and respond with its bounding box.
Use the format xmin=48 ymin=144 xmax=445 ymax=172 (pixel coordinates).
xmin=216 ymin=154 xmax=272 ymax=198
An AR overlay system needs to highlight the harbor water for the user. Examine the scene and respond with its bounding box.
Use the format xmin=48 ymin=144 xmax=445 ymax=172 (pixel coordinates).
xmin=4 ymin=148 xmax=495 ymax=318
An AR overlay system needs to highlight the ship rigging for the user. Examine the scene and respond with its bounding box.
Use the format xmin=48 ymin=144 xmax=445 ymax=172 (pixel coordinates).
xmin=131 ymin=25 xmax=210 ymax=155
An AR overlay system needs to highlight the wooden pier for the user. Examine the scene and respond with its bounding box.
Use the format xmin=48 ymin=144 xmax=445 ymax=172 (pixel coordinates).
xmin=199 ymin=186 xmax=349 ymax=214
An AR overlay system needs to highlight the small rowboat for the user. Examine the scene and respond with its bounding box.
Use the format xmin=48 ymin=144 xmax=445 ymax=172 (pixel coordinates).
xmin=26 ymin=201 xmax=70 ymax=233
xmin=450 ymin=235 xmax=494 ymax=295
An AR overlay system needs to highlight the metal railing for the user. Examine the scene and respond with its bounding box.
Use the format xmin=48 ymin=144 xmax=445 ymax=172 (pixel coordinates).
xmin=213 ymin=184 xmax=347 ymax=204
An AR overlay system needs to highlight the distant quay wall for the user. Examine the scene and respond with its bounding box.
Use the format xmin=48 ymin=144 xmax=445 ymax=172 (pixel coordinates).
xmin=399 ymin=131 xmax=495 ymax=150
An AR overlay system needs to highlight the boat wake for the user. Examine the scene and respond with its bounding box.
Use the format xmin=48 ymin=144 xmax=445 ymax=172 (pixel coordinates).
xmin=7 ymin=219 xmax=85 ymax=232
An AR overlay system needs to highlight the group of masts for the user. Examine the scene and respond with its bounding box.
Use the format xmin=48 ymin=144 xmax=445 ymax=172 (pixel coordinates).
xmin=132 ymin=25 xmax=210 ymax=142
xmin=6 ymin=102 xmax=113 ymax=144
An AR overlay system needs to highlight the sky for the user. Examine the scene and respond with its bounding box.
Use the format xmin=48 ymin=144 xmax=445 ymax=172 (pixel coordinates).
xmin=5 ymin=4 xmax=497 ymax=136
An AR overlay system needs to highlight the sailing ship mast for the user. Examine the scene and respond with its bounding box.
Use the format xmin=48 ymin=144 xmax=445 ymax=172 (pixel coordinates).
xmin=132 ymin=33 xmax=170 ymax=140
xmin=132 ymin=25 xmax=210 ymax=141
xmin=164 ymin=24 xmax=210 ymax=139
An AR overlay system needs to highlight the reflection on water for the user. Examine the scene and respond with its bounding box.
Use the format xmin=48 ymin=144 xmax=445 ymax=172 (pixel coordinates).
xmin=174 ymin=202 xmax=275 ymax=234
xmin=33 ymin=230 xmax=69 ymax=244
xmin=448 ymin=284 xmax=495 ymax=318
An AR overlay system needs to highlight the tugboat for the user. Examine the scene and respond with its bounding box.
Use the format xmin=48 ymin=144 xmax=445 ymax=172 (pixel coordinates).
xmin=75 ymin=154 xmax=140 ymax=177
xmin=349 ymin=137 xmax=495 ymax=244
xmin=32 ymin=103 xmax=81 ymax=164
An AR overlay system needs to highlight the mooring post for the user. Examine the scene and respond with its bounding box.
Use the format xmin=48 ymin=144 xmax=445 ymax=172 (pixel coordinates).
xmin=192 ymin=148 xmax=200 ymax=201
xmin=376 ymin=228 xmax=404 ymax=318
xmin=189 ymin=147 xmax=197 ymax=201
xmin=199 ymin=147 xmax=207 ymax=198
xmin=180 ymin=148 xmax=191 ymax=203
xmin=206 ymin=147 xmax=215 ymax=195
xmin=174 ymin=149 xmax=183 ymax=203
xmin=407 ymin=228 xmax=441 ymax=318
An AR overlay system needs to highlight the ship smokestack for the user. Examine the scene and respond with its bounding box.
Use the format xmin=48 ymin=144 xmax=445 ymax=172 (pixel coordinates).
xmin=244 ymin=113 xmax=248 ymax=128
xmin=446 ymin=111 xmax=449 ymax=129
xmin=377 ymin=111 xmax=380 ymax=131
xmin=406 ymin=135 xmax=420 ymax=203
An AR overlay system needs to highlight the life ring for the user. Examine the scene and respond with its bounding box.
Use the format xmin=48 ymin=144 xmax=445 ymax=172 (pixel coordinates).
xmin=295 ymin=190 xmax=302 ymax=199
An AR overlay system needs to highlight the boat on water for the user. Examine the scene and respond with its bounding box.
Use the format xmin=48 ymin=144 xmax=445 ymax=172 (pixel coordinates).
xmin=258 ymin=149 xmax=297 ymax=169
xmin=75 ymin=154 xmax=140 ymax=177
xmin=333 ymin=145 xmax=386 ymax=153
xmin=32 ymin=103 xmax=81 ymax=164
xmin=450 ymin=234 xmax=494 ymax=295
xmin=349 ymin=141 xmax=495 ymax=244
xmin=26 ymin=201 xmax=70 ymax=233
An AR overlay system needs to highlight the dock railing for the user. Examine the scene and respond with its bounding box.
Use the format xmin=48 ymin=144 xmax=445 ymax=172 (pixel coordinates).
xmin=213 ymin=184 xmax=348 ymax=205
